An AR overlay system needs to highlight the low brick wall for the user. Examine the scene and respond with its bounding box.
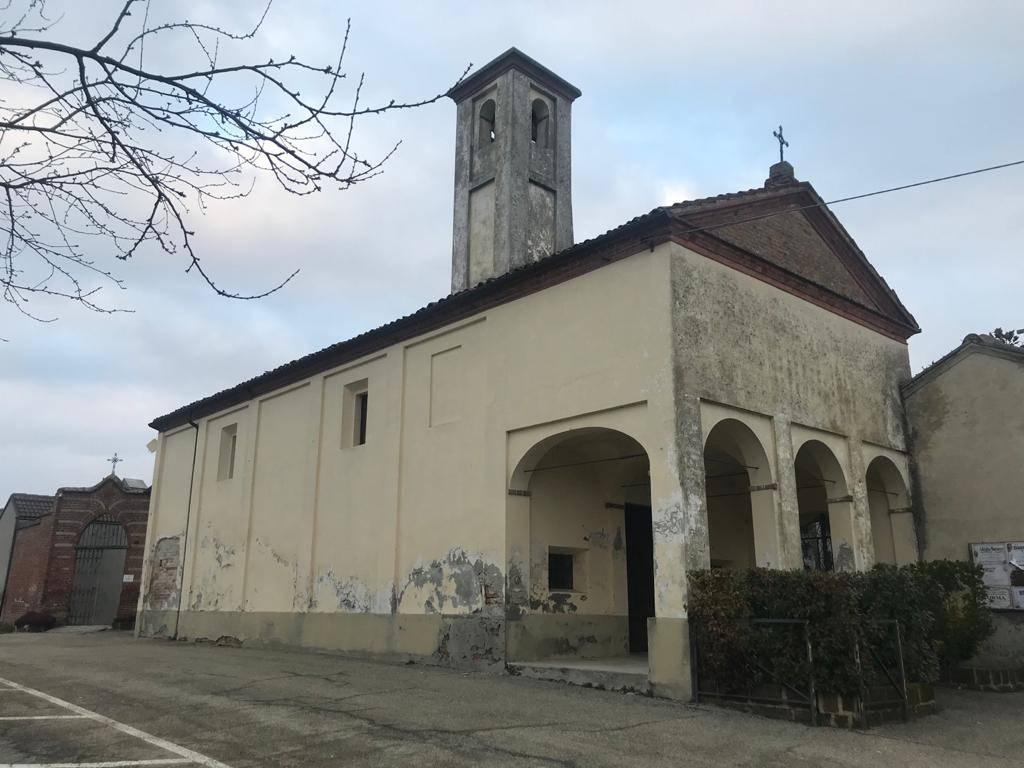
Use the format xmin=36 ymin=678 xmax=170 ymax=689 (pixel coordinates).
xmin=943 ymin=666 xmax=1024 ymax=692
xmin=698 ymin=682 xmax=936 ymax=728
xmin=817 ymin=684 xmax=936 ymax=728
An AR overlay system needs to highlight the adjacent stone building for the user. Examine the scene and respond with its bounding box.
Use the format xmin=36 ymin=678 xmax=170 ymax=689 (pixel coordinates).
xmin=1 ymin=475 xmax=150 ymax=628
xmin=138 ymin=49 xmax=921 ymax=698
xmin=904 ymin=333 xmax=1024 ymax=667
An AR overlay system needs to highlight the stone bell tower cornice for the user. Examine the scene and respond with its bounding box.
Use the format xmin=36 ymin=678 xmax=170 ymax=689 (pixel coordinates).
xmin=448 ymin=48 xmax=582 ymax=104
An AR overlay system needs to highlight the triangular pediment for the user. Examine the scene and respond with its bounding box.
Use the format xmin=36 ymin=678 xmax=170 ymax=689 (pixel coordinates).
xmin=664 ymin=182 xmax=918 ymax=339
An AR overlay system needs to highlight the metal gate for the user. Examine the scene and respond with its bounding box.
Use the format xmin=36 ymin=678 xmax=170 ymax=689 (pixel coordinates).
xmin=68 ymin=514 xmax=128 ymax=626
xmin=801 ymin=514 xmax=834 ymax=571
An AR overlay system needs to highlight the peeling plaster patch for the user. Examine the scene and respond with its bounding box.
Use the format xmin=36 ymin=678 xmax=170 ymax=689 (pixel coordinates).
xmin=506 ymin=559 xmax=529 ymax=620
xmin=397 ymin=548 xmax=504 ymax=616
xmin=312 ymin=570 xmax=388 ymax=613
xmin=211 ymin=539 xmax=236 ymax=568
xmin=834 ymin=542 xmax=856 ymax=572
xmin=251 ymin=537 xmax=306 ymax=612
xmin=189 ymin=535 xmax=241 ymax=611
xmin=583 ymin=528 xmax=610 ymax=549
xmin=612 ymin=528 xmax=624 ymax=552
xmin=435 ymin=615 xmax=504 ymax=669
xmin=529 ymin=590 xmax=580 ymax=614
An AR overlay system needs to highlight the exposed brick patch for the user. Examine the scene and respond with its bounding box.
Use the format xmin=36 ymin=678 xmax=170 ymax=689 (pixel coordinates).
xmin=146 ymin=536 xmax=181 ymax=611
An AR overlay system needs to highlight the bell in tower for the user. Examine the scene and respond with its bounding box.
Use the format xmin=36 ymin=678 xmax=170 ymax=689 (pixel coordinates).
xmin=448 ymin=49 xmax=581 ymax=293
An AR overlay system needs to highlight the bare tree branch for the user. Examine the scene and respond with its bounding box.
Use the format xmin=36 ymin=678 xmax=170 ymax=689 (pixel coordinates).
xmin=0 ymin=0 xmax=469 ymax=325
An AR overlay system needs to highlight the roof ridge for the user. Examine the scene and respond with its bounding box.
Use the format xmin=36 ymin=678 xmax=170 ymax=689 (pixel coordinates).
xmin=149 ymin=179 xmax=917 ymax=433
xmin=904 ymin=333 xmax=1024 ymax=393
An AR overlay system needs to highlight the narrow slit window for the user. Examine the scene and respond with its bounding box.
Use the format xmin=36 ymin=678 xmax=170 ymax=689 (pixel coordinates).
xmin=343 ymin=379 xmax=369 ymax=449
xmin=548 ymin=551 xmax=574 ymax=591
xmin=217 ymin=423 xmax=238 ymax=481
xmin=354 ymin=391 xmax=368 ymax=446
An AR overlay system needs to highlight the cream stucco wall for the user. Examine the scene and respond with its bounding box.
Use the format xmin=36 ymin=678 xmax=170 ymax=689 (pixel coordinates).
xmin=139 ymin=245 xmax=683 ymax=669
xmin=669 ymin=243 xmax=915 ymax=575
xmin=906 ymin=349 xmax=1024 ymax=561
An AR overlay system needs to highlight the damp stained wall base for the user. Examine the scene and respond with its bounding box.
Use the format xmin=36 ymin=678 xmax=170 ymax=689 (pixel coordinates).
xmin=136 ymin=609 xmax=506 ymax=672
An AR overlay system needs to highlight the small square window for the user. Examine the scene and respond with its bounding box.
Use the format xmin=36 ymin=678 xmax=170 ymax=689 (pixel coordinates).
xmin=217 ymin=423 xmax=238 ymax=481
xmin=548 ymin=552 xmax=574 ymax=591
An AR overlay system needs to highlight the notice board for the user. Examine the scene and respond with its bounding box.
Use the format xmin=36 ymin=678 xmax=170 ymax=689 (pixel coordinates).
xmin=970 ymin=541 xmax=1024 ymax=610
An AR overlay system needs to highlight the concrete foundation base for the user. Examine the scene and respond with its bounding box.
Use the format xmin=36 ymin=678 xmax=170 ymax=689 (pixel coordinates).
xmin=137 ymin=609 xmax=694 ymax=701
xmin=506 ymin=614 xmax=628 ymax=661
xmin=509 ymin=655 xmax=649 ymax=693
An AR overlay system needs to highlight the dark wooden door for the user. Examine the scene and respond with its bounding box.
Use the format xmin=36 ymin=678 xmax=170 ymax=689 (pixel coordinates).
xmin=624 ymin=504 xmax=655 ymax=652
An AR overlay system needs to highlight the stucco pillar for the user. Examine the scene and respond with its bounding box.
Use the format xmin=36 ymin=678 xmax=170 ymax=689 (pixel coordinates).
xmin=847 ymin=440 xmax=875 ymax=570
xmin=648 ymin=394 xmax=704 ymax=700
xmin=772 ymin=416 xmax=803 ymax=570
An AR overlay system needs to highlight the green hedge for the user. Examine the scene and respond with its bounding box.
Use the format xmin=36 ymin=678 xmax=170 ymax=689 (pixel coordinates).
xmin=688 ymin=562 xmax=991 ymax=697
xmin=905 ymin=560 xmax=994 ymax=672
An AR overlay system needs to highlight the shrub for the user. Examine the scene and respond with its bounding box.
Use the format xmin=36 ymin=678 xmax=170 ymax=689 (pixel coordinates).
xmin=13 ymin=611 xmax=56 ymax=632
xmin=688 ymin=563 xmax=993 ymax=697
xmin=907 ymin=560 xmax=993 ymax=671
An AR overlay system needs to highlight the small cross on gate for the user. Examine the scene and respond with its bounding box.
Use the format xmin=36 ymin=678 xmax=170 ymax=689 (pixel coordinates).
xmin=773 ymin=125 xmax=789 ymax=162
xmin=107 ymin=452 xmax=122 ymax=475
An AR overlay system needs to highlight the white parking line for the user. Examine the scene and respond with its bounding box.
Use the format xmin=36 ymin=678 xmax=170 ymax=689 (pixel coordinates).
xmin=0 ymin=676 xmax=232 ymax=768
xmin=5 ymin=761 xmax=190 ymax=767
xmin=0 ymin=716 xmax=88 ymax=721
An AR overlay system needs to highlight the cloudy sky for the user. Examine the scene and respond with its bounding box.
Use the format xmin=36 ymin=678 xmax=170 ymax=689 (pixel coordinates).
xmin=2 ymin=0 xmax=1022 ymax=495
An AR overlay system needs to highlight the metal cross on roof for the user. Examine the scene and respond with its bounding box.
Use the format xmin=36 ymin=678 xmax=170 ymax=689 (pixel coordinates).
xmin=107 ymin=452 xmax=122 ymax=475
xmin=773 ymin=125 xmax=789 ymax=163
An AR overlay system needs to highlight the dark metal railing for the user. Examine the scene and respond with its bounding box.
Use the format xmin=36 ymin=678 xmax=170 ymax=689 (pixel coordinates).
xmin=691 ymin=618 xmax=817 ymax=726
xmin=691 ymin=616 xmax=909 ymax=728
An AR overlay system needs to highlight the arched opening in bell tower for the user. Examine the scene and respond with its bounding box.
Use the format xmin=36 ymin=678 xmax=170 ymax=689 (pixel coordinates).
xmin=478 ymin=99 xmax=496 ymax=145
xmin=530 ymin=98 xmax=550 ymax=148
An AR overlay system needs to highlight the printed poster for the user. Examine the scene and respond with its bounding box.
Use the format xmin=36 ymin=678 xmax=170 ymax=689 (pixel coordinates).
xmin=985 ymin=587 xmax=1013 ymax=610
xmin=1012 ymin=587 xmax=1024 ymax=610
xmin=970 ymin=542 xmax=1023 ymax=611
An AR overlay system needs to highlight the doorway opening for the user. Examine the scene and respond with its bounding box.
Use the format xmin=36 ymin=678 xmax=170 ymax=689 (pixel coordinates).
xmin=795 ymin=440 xmax=854 ymax=571
xmin=624 ymin=503 xmax=654 ymax=652
xmin=68 ymin=514 xmax=128 ymax=626
xmin=506 ymin=427 xmax=653 ymax=672
xmin=703 ymin=418 xmax=779 ymax=569
xmin=866 ymin=456 xmax=916 ymax=565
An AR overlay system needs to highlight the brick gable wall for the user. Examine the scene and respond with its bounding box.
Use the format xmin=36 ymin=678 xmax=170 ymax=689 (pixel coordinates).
xmin=0 ymin=515 xmax=55 ymax=623
xmin=1 ymin=479 xmax=150 ymax=628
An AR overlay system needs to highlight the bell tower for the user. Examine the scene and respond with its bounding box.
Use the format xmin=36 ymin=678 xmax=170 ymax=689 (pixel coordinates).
xmin=448 ymin=49 xmax=581 ymax=293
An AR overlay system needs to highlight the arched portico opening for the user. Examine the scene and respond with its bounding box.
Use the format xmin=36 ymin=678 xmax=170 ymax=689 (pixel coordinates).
xmin=795 ymin=440 xmax=857 ymax=571
xmin=506 ymin=427 xmax=653 ymax=664
xmin=866 ymin=456 xmax=917 ymax=565
xmin=703 ymin=418 xmax=780 ymax=569
xmin=68 ymin=514 xmax=128 ymax=626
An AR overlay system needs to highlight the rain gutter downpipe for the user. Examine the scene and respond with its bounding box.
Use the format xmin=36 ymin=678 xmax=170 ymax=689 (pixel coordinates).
xmin=173 ymin=413 xmax=200 ymax=640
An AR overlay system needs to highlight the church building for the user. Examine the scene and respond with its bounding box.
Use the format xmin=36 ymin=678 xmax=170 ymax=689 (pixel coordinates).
xmin=138 ymin=49 xmax=921 ymax=698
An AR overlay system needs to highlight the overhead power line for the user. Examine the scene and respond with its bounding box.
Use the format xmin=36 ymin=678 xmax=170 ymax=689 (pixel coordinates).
xmin=679 ymin=158 xmax=1024 ymax=237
